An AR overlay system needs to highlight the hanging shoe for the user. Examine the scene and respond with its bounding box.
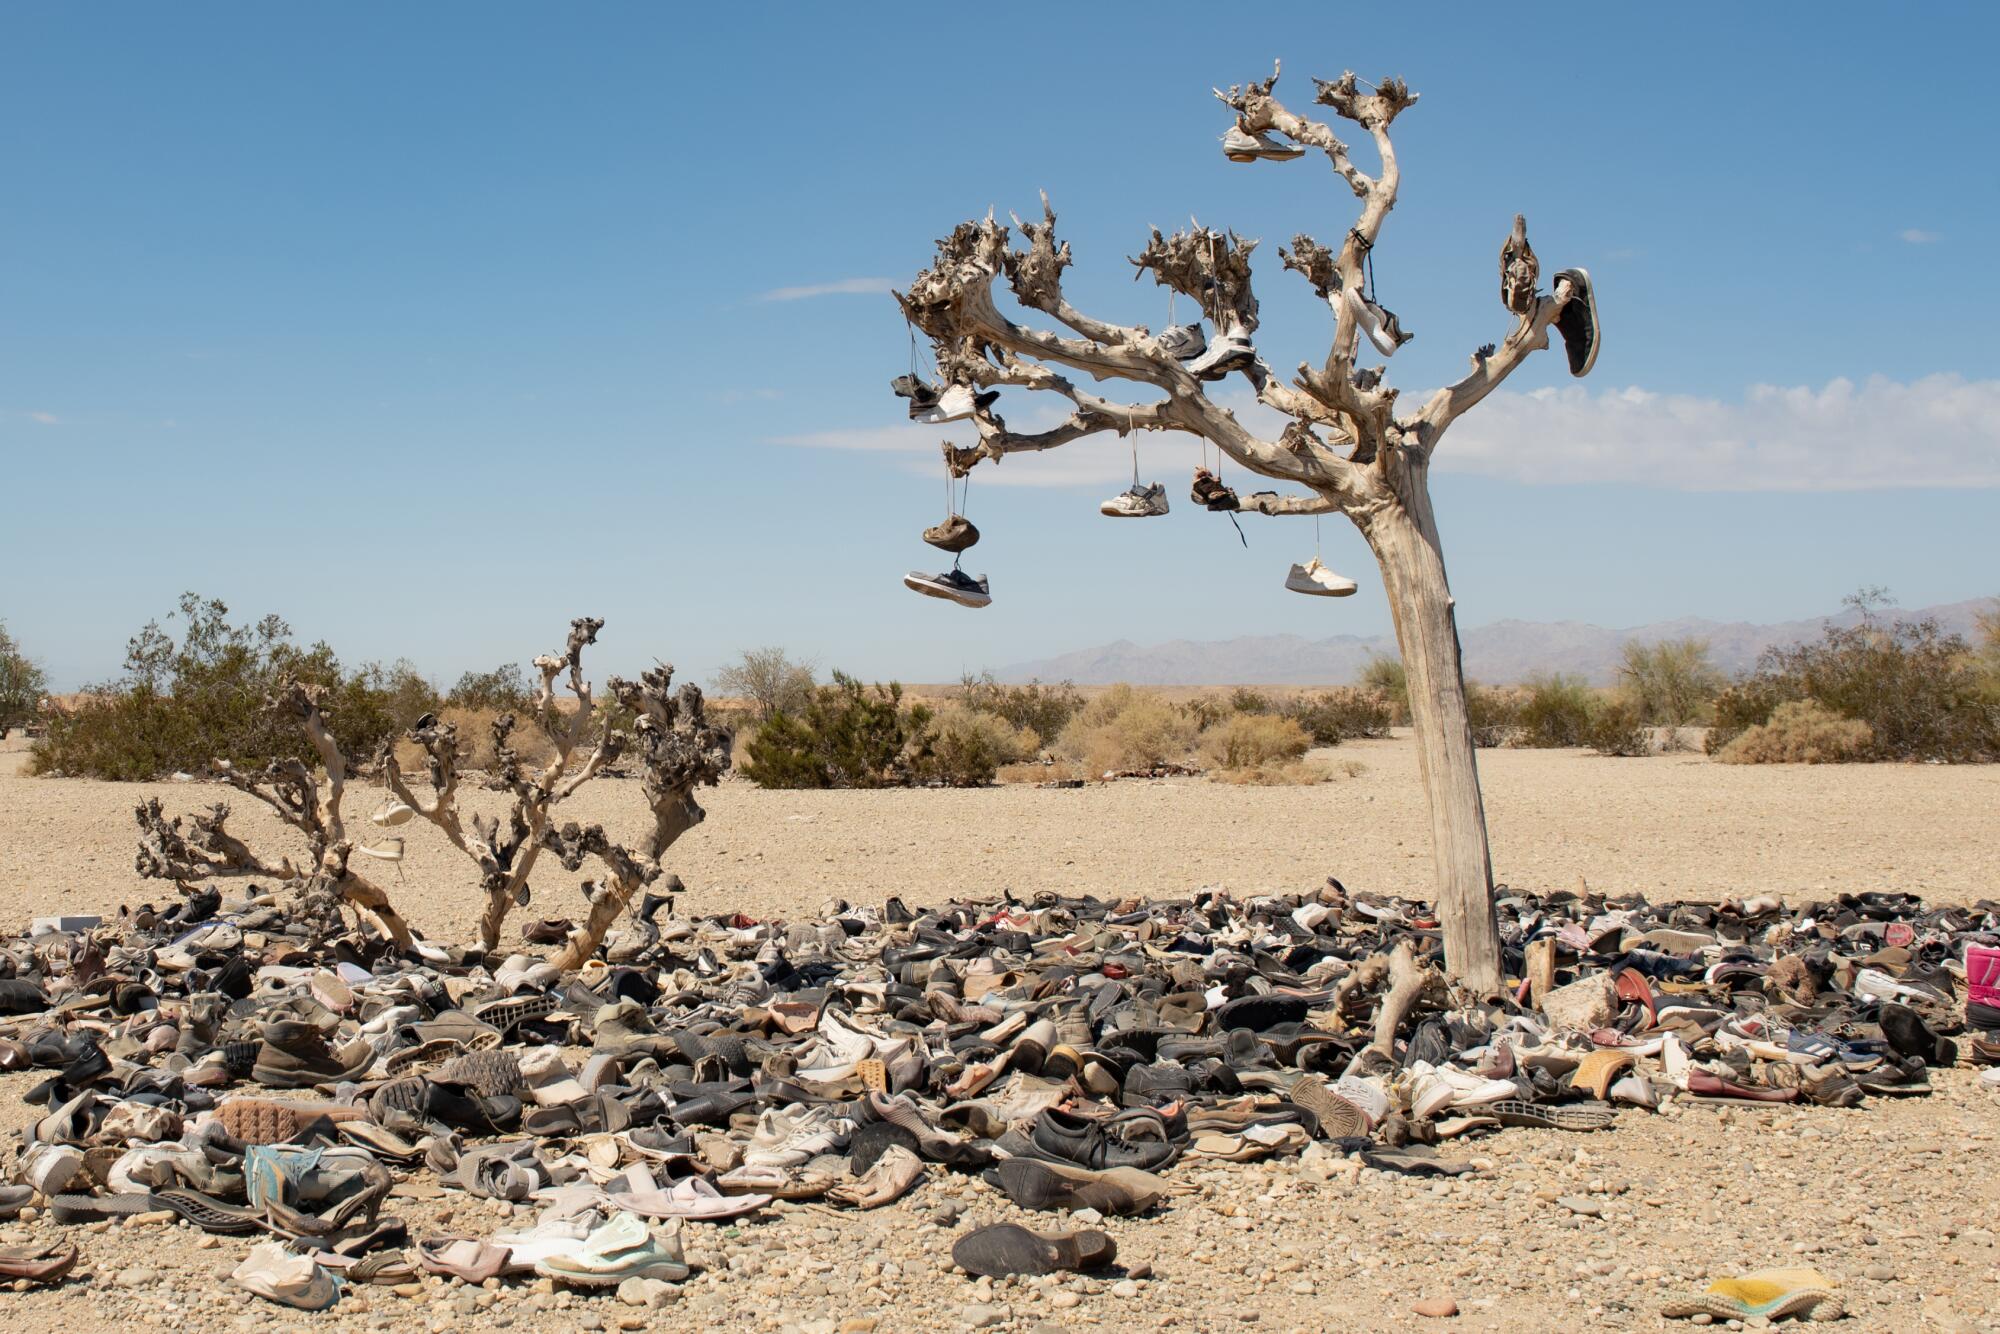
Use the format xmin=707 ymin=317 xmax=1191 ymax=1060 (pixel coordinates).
xmin=903 ymin=568 xmax=992 ymax=609
xmin=1190 ymin=468 xmax=1239 ymax=512
xmin=1340 ymin=287 xmax=1410 ymax=357
xmin=892 ymin=374 xmax=940 ymax=419
xmin=1221 ymin=125 xmax=1304 ymax=163
xmin=1156 ymin=323 xmax=1207 ymax=361
xmin=1552 ymin=268 xmax=1600 ymax=376
xmin=922 ymin=514 xmax=980 ymax=552
xmin=1182 ymin=322 xmax=1254 ymax=379
xmin=913 ymin=384 xmax=995 ymax=425
xmin=1285 ymin=559 xmax=1357 ymax=597
xmin=1099 ymin=483 xmax=1168 ymax=518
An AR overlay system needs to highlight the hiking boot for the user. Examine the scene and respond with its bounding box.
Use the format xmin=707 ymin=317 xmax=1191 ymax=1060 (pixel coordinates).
xmin=892 ymin=374 xmax=939 ymax=416
xmin=903 ymin=568 xmax=991 ymax=609
xmin=251 ymin=1021 xmax=373 ymax=1089
xmin=952 ymin=1223 xmax=1116 ymax=1278
xmin=1552 ymin=268 xmax=1599 ymax=376
xmin=923 ymin=514 xmax=980 ymax=552
xmin=1099 ymin=483 xmax=1169 ymax=518
xmin=1221 ymin=125 xmax=1304 ymax=163
xmin=1285 ymin=558 xmax=1357 ymax=597
xmin=1189 ymin=468 xmax=1238 ymax=512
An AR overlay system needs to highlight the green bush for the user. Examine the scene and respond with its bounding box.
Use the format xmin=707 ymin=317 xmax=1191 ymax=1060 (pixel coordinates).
xmin=1581 ymin=698 xmax=1653 ymax=757
xmin=1513 ymin=673 xmax=1597 ymax=748
xmin=0 ymin=621 xmax=49 ymax=735
xmin=739 ymin=672 xmax=933 ymax=789
xmin=1359 ymin=655 xmax=1410 ymax=724
xmin=447 ymin=663 xmax=534 ymax=713
xmin=1055 ymin=684 xmax=1201 ymax=775
xmin=1717 ymin=700 xmax=1873 ymax=764
xmin=1199 ymin=713 xmax=1311 ymax=770
xmin=1280 ymin=688 xmax=1392 ymax=744
xmin=955 ymin=672 xmax=1082 ymax=743
xmin=1704 ymin=597 xmax=2000 ymax=761
xmin=1227 ymin=687 xmax=1273 ymax=716
xmin=1618 ymin=638 xmax=1724 ymax=726
xmin=31 ymin=594 xmax=423 ymax=780
xmin=1466 ymin=683 xmax=1521 ymax=748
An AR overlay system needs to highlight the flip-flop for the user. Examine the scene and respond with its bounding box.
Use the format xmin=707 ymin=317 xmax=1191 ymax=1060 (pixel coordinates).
xmin=0 ymin=1240 xmax=80 ymax=1285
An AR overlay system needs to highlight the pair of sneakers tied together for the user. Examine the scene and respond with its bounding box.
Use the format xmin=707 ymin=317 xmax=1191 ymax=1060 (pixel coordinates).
xmin=5 ymin=875 xmax=1991 ymax=1313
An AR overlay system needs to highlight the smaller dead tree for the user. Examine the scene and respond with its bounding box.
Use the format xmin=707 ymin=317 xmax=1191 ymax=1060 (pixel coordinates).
xmin=541 ymin=663 xmax=731 ymax=970
xmin=380 ymin=617 xmax=625 ymax=951
xmin=133 ymin=682 xmax=415 ymax=949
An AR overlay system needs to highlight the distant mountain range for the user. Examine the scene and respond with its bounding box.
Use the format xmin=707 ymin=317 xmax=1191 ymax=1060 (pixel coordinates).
xmin=998 ymin=598 xmax=1994 ymax=686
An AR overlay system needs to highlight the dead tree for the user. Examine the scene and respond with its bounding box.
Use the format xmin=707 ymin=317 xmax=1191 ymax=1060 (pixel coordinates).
xmin=134 ymin=683 xmax=415 ymax=950
xmin=379 ymin=617 xmax=624 ymax=952
xmin=540 ymin=663 xmax=731 ymax=970
xmin=895 ymin=62 xmax=1601 ymax=991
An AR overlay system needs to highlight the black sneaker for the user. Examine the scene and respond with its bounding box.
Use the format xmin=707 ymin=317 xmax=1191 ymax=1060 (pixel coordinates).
xmin=1190 ymin=468 xmax=1239 ymax=512
xmin=891 ymin=374 xmax=940 ymax=415
xmin=1552 ymin=268 xmax=1599 ymax=376
xmin=903 ymin=568 xmax=991 ymax=609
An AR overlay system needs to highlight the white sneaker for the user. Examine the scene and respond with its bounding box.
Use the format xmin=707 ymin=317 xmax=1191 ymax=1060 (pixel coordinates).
xmin=1285 ymin=559 xmax=1357 ymax=597
xmin=1100 ymin=483 xmax=1168 ymax=518
xmin=1156 ymin=323 xmax=1207 ymax=360
xmin=903 ymin=569 xmax=991 ymax=609
xmin=370 ymin=799 xmax=415 ymax=828
xmin=1222 ymin=125 xmax=1304 ymax=163
xmin=912 ymin=384 xmax=986 ymax=425
xmin=1183 ymin=322 xmax=1253 ymax=379
xmin=1339 ymin=287 xmax=1407 ymax=357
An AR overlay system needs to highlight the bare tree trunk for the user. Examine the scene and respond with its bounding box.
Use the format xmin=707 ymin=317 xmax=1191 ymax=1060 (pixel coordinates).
xmin=1363 ymin=472 xmax=1502 ymax=993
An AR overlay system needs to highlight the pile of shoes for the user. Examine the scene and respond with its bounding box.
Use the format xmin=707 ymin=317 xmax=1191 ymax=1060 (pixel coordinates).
xmin=0 ymin=880 xmax=1987 ymax=1306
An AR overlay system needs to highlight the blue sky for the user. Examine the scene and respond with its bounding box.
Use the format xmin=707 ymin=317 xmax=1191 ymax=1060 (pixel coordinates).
xmin=4 ymin=3 xmax=1996 ymax=690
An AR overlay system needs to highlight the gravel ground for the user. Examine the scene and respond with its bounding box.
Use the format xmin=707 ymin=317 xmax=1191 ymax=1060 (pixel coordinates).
xmin=0 ymin=736 xmax=1995 ymax=1332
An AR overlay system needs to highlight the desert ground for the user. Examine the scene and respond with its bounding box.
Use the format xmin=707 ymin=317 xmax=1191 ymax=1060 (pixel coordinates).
xmin=0 ymin=735 xmax=1995 ymax=1333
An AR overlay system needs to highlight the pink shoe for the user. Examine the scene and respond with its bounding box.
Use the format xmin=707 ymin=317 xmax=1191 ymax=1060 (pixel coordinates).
xmin=1967 ymin=944 xmax=2000 ymax=1010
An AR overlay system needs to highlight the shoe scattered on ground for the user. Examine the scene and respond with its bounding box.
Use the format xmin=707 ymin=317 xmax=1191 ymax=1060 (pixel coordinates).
xmin=1660 ymin=1267 xmax=1844 ymax=1323
xmin=952 ymin=1222 xmax=1117 ymax=1277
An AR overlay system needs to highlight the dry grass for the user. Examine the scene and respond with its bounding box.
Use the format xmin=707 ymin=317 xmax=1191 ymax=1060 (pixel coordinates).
xmin=1717 ymin=700 xmax=1874 ymax=764
xmin=1054 ymin=684 xmax=1201 ymax=776
xmin=1198 ymin=714 xmax=1311 ymax=770
xmin=391 ymin=705 xmax=555 ymax=774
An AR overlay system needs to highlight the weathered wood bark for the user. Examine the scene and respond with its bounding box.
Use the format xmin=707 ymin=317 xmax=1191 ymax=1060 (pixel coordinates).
xmin=893 ymin=60 xmax=1598 ymax=991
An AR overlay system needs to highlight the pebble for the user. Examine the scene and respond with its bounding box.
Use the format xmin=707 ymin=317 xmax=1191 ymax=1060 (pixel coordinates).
xmin=1111 ymin=1279 xmax=1141 ymax=1298
xmin=1865 ymin=1264 xmax=1896 ymax=1281
xmin=1050 ymin=1292 xmax=1081 ymax=1309
xmin=1413 ymin=1297 xmax=1458 ymax=1318
xmin=962 ymin=1302 xmax=1005 ymax=1328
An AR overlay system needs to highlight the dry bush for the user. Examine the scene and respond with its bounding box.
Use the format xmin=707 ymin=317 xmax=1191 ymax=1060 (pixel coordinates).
xmin=1055 ymin=684 xmax=1201 ymax=775
xmin=996 ymin=758 xmax=1091 ymax=784
xmin=1467 ymin=683 xmax=1523 ymax=748
xmin=957 ymin=672 xmax=1084 ymax=741
xmin=1359 ymin=655 xmax=1411 ymax=724
xmin=916 ymin=702 xmax=1040 ymax=787
xmin=1717 ymin=700 xmax=1874 ymax=764
xmin=393 ymin=705 xmax=555 ymax=774
xmin=1199 ymin=713 xmax=1311 ymax=770
xmin=1513 ymin=673 xmax=1598 ymax=748
xmin=1581 ymin=698 xmax=1654 ymax=757
xmin=1618 ymin=638 xmax=1724 ymax=726
xmin=1281 ymin=688 xmax=1392 ymax=744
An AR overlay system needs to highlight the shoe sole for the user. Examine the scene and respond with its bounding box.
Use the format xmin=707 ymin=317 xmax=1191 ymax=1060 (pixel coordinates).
xmin=533 ymin=1260 xmax=691 ymax=1287
xmin=472 ymin=993 xmax=560 ymax=1033
xmin=49 ymin=1192 xmax=164 ymax=1224
xmin=218 ymin=1099 xmax=364 ymax=1144
xmin=1488 ymin=1099 xmax=1614 ymax=1131
xmin=1287 ymin=1077 xmax=1367 ymax=1139
xmin=152 ymin=1187 xmax=265 ymax=1235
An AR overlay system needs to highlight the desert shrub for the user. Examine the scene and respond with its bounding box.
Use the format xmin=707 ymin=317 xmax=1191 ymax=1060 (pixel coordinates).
xmin=1281 ymin=688 xmax=1392 ymax=744
xmin=1618 ymin=638 xmax=1724 ymax=727
xmin=1466 ymin=683 xmax=1521 ymax=748
xmin=740 ymin=672 xmax=932 ymax=789
xmin=32 ymin=593 xmax=411 ymax=780
xmin=1513 ymin=673 xmax=1598 ymax=748
xmin=0 ymin=621 xmax=49 ymax=736
xmin=717 ymin=647 xmax=818 ymax=724
xmin=1178 ymin=692 xmax=1234 ymax=731
xmin=1704 ymin=595 xmax=2000 ymax=761
xmin=1055 ymin=684 xmax=1201 ymax=775
xmin=1209 ymin=759 xmax=1333 ymax=785
xmin=1717 ymin=700 xmax=1874 ymax=764
xmin=1199 ymin=713 xmax=1311 ymax=771
xmin=1228 ymin=686 xmax=1273 ymax=716
xmin=447 ymin=662 xmax=534 ymax=713
xmin=1581 ymin=698 xmax=1653 ymax=757
xmin=955 ymin=672 xmax=1082 ymax=744
xmin=914 ymin=702 xmax=1039 ymax=787
xmin=1359 ymin=655 xmax=1410 ymax=724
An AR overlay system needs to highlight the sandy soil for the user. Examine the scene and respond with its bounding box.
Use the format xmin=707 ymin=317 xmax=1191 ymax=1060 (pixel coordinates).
xmin=0 ymin=736 xmax=1995 ymax=1333
xmin=3 ymin=735 xmax=1995 ymax=942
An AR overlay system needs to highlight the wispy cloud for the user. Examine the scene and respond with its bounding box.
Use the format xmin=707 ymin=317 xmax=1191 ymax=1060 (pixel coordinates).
xmin=757 ymin=277 xmax=897 ymax=302
xmin=1441 ymin=374 xmax=2000 ymax=491
xmin=27 ymin=411 xmax=59 ymax=425
xmin=1899 ymin=228 xmax=1942 ymax=245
